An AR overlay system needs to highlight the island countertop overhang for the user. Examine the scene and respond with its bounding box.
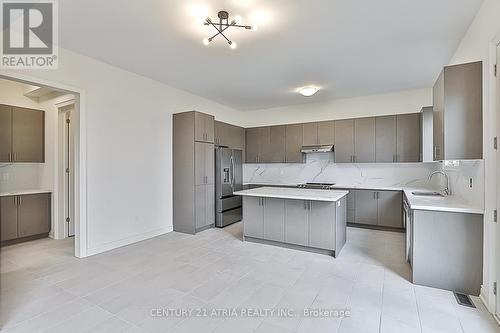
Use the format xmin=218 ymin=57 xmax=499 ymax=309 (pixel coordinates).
xmin=234 ymin=187 xmax=349 ymax=202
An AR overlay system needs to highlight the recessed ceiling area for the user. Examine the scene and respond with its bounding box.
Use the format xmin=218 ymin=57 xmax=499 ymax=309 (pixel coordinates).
xmin=58 ymin=0 xmax=484 ymax=111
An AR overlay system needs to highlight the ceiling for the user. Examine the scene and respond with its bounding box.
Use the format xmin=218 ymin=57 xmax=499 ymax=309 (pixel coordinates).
xmin=58 ymin=0 xmax=483 ymax=111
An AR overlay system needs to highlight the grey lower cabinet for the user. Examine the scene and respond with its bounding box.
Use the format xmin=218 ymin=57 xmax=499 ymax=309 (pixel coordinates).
xmin=348 ymin=189 xmax=403 ymax=229
xmin=1 ymin=193 xmax=51 ymax=244
xmin=411 ymin=209 xmax=483 ymax=295
xmin=334 ymin=119 xmax=355 ymax=163
xmin=243 ymin=196 xmax=347 ymax=256
xmin=173 ymin=111 xmax=216 ymax=234
xmin=0 ymin=104 xmax=45 ymax=163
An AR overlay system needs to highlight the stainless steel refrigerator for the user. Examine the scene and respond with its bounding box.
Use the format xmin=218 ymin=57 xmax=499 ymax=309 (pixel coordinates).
xmin=215 ymin=147 xmax=243 ymax=227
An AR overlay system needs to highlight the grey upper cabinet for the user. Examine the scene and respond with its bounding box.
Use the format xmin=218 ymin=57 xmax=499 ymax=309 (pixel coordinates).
xmin=285 ymin=124 xmax=304 ymax=163
xmin=0 ymin=105 xmax=45 ymax=163
xmin=1 ymin=193 xmax=51 ymax=242
xmin=1 ymin=196 xmax=18 ymax=241
xmin=214 ymin=121 xmax=245 ymax=155
xmin=263 ymin=198 xmax=285 ymax=242
xmin=243 ymin=197 xmax=263 ymax=238
xmin=309 ymin=200 xmax=335 ymax=250
xmin=194 ymin=112 xmax=214 ymax=143
xmin=396 ymin=113 xmax=421 ymax=162
xmin=375 ymin=116 xmax=397 ymax=163
xmin=354 ymin=118 xmax=376 ymax=163
xmin=354 ymin=190 xmax=378 ymax=225
xmin=245 ymin=127 xmax=261 ymax=163
xmin=302 ymin=121 xmax=334 ymax=146
xmin=173 ymin=111 xmax=215 ymax=234
xmin=377 ymin=191 xmax=403 ymax=228
xmin=0 ymin=105 xmax=12 ymax=162
xmin=433 ymin=61 xmax=483 ymax=160
xmin=262 ymin=126 xmax=286 ymax=163
xmin=334 ymin=119 xmax=355 ymax=163
xmin=284 ymin=199 xmax=309 ymax=246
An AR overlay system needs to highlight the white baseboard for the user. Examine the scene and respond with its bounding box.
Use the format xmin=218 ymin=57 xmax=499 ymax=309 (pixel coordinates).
xmin=85 ymin=226 xmax=173 ymax=257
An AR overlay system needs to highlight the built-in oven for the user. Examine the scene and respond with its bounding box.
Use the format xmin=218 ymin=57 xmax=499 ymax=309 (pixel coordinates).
xmin=403 ymin=195 xmax=413 ymax=268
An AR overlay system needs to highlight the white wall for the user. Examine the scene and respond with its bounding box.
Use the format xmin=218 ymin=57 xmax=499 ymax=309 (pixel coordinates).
xmin=1 ymin=47 xmax=246 ymax=256
xmin=241 ymin=88 xmax=432 ymax=127
xmin=447 ymin=0 xmax=500 ymax=312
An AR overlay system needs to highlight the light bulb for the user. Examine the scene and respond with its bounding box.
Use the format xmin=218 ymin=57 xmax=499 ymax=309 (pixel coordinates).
xmin=202 ymin=38 xmax=210 ymax=46
xmin=298 ymin=86 xmax=320 ymax=97
xmin=234 ymin=15 xmax=242 ymax=24
xmin=230 ymin=42 xmax=237 ymax=50
xmin=252 ymin=25 xmax=258 ymax=32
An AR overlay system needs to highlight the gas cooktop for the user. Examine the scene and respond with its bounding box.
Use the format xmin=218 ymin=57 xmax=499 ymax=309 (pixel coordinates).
xmin=297 ymin=182 xmax=336 ymax=190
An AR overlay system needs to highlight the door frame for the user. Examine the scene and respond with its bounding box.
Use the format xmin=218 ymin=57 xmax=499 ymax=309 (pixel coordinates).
xmin=494 ymin=38 xmax=500 ymax=320
xmin=0 ymin=71 xmax=88 ymax=258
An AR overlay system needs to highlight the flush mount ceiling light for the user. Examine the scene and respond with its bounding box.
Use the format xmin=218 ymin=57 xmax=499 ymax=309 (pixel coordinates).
xmin=298 ymin=86 xmax=320 ymax=97
xmin=202 ymin=10 xmax=256 ymax=49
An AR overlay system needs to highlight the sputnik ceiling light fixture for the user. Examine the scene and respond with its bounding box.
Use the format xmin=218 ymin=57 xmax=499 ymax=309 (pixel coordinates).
xmin=203 ymin=10 xmax=256 ymax=49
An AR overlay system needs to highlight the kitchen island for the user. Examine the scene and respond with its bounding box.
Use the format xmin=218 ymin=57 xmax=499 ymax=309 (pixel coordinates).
xmin=234 ymin=187 xmax=349 ymax=257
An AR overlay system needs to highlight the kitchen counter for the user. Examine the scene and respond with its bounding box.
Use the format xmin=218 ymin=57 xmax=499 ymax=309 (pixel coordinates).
xmin=0 ymin=189 xmax=52 ymax=197
xmin=243 ymin=183 xmax=484 ymax=215
xmin=234 ymin=187 xmax=349 ymax=202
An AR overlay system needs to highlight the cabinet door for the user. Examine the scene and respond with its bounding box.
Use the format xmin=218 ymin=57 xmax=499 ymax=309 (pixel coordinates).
xmin=433 ymin=71 xmax=445 ymax=161
xmin=246 ymin=128 xmax=260 ymax=163
xmin=0 ymin=196 xmax=18 ymax=241
xmin=375 ymin=116 xmax=397 ymax=162
xmin=285 ymin=124 xmax=303 ymax=163
xmin=205 ymin=184 xmax=215 ymax=227
xmin=317 ymin=121 xmax=335 ymax=145
xmin=18 ymin=193 xmax=51 ymax=237
xmin=309 ymin=201 xmax=335 ymax=250
xmin=284 ymin=200 xmax=309 ymax=246
xmin=377 ymin=191 xmax=403 ymax=228
xmin=214 ymin=120 xmax=224 ymax=145
xmin=263 ymin=198 xmax=285 ymax=242
xmin=12 ymin=107 xmax=44 ymax=162
xmin=334 ymin=120 xmax=355 ymax=163
xmin=205 ymin=143 xmax=214 ymax=185
xmin=243 ymin=197 xmax=263 ymax=238
xmin=354 ymin=118 xmax=376 ymax=163
xmin=195 ymin=185 xmax=206 ymax=228
xmin=302 ymin=122 xmax=318 ymax=146
xmin=195 ymin=142 xmax=206 ymax=185
xmin=346 ymin=190 xmax=355 ymax=223
xmin=263 ymin=126 xmax=285 ymax=163
xmin=256 ymin=127 xmax=271 ymax=162
xmin=0 ymin=105 xmax=12 ymax=162
xmin=204 ymin=114 xmax=215 ymax=143
xmin=396 ymin=114 xmax=421 ymax=162
xmin=354 ymin=190 xmax=378 ymax=225
xmin=194 ymin=112 xmax=206 ymax=142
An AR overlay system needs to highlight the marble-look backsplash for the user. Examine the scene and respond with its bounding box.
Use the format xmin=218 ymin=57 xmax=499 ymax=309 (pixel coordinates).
xmin=243 ymin=153 xmax=484 ymax=208
xmin=0 ymin=164 xmax=45 ymax=193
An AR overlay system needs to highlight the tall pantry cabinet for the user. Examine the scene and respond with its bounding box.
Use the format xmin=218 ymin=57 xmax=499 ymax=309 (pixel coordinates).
xmin=173 ymin=111 xmax=215 ymax=234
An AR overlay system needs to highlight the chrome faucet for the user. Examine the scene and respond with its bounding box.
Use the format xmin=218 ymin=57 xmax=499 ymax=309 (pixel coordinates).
xmin=428 ymin=170 xmax=451 ymax=196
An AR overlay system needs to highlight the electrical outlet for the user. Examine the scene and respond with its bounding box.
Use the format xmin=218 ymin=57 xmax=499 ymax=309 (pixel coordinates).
xmin=2 ymin=173 xmax=9 ymax=181
xmin=469 ymin=178 xmax=473 ymax=188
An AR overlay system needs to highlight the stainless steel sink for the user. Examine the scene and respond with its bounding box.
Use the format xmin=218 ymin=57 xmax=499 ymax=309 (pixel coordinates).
xmin=411 ymin=191 xmax=444 ymax=197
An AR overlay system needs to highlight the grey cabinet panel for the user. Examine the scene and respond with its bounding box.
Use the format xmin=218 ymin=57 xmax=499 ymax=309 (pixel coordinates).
xmin=302 ymin=122 xmax=318 ymax=146
xmin=377 ymin=191 xmax=403 ymax=228
xmin=205 ymin=184 xmax=215 ymax=226
xmin=18 ymin=193 xmax=50 ymax=238
xmin=375 ymin=116 xmax=397 ymax=163
xmin=354 ymin=118 xmax=376 ymax=163
xmin=205 ymin=144 xmax=214 ymax=185
xmin=195 ymin=185 xmax=206 ymax=229
xmin=264 ymin=126 xmax=285 ymax=163
xmin=194 ymin=112 xmax=214 ymax=143
xmin=396 ymin=113 xmax=421 ymax=162
xmin=246 ymin=128 xmax=260 ymax=163
xmin=354 ymin=190 xmax=378 ymax=225
xmin=309 ymin=201 xmax=335 ymax=250
xmin=1 ymin=196 xmax=18 ymax=241
xmin=317 ymin=121 xmax=335 ymax=145
xmin=335 ymin=197 xmax=347 ymax=254
xmin=285 ymin=124 xmax=304 ymax=163
xmin=284 ymin=199 xmax=308 ymax=246
xmin=243 ymin=197 xmax=263 ymax=238
xmin=346 ymin=190 xmax=355 ymax=223
xmin=0 ymin=105 xmax=12 ymax=162
xmin=263 ymin=198 xmax=285 ymax=242
xmin=204 ymin=114 xmax=215 ymax=143
xmin=433 ymin=71 xmax=445 ymax=160
xmin=194 ymin=142 xmax=206 ymax=185
xmin=12 ymin=107 xmax=44 ymax=163
xmin=334 ymin=120 xmax=355 ymax=163
xmin=214 ymin=120 xmax=223 ymax=145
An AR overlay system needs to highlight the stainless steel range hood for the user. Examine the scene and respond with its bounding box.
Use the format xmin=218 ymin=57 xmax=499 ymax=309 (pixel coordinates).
xmin=301 ymin=145 xmax=334 ymax=153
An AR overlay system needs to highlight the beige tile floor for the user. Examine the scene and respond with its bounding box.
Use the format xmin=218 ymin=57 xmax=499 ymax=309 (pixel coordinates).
xmin=1 ymin=223 xmax=499 ymax=333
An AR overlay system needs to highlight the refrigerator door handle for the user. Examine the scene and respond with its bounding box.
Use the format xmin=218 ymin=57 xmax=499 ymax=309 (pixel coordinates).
xmin=230 ymin=155 xmax=235 ymax=187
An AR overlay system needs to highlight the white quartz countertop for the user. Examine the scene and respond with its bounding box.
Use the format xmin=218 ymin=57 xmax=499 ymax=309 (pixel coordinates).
xmin=0 ymin=189 xmax=52 ymax=197
xmin=243 ymin=183 xmax=484 ymax=215
xmin=403 ymin=189 xmax=484 ymax=215
xmin=234 ymin=187 xmax=349 ymax=202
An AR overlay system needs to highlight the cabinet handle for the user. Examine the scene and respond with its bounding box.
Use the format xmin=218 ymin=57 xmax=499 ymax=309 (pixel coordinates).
xmin=18 ymin=196 xmax=21 ymax=206
xmin=13 ymin=152 xmax=16 ymax=161
xmin=304 ymin=201 xmax=307 ymax=210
